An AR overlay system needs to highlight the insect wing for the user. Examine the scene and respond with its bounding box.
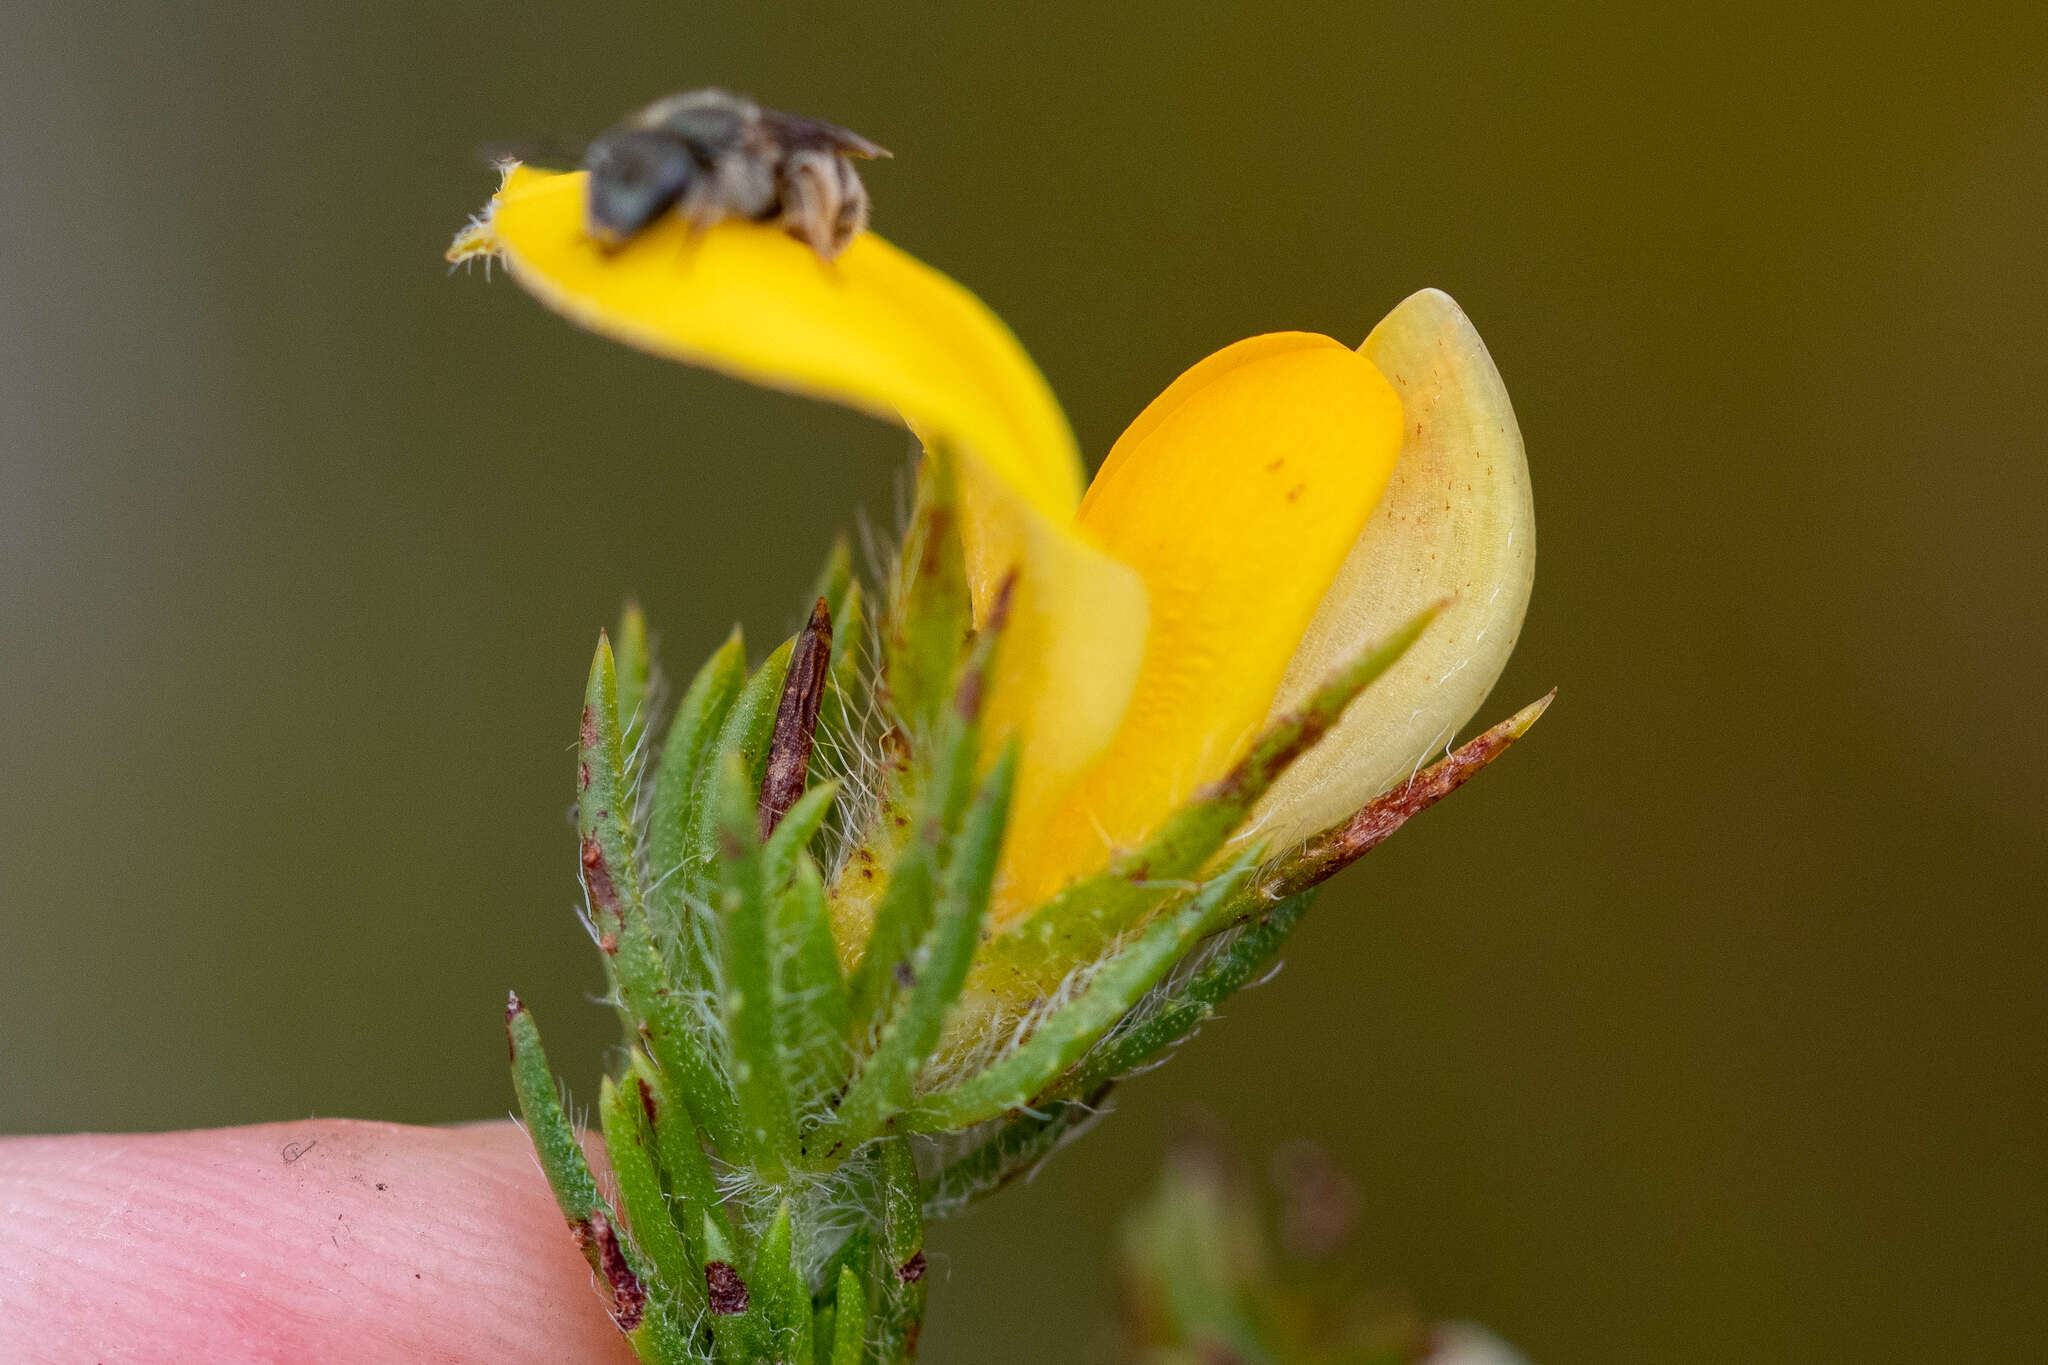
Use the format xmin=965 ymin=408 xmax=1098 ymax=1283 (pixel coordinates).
xmin=760 ymin=109 xmax=891 ymax=160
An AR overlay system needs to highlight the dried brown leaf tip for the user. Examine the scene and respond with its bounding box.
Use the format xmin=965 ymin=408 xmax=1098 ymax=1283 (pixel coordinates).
xmin=760 ymin=596 xmax=833 ymax=838
xmin=1266 ymin=691 xmax=1554 ymax=901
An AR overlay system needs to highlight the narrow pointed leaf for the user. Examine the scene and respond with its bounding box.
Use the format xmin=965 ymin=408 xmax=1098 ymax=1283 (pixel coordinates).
xmin=599 ymin=1073 xmax=703 ymax=1322
xmin=1048 ymin=892 xmax=1316 ymax=1105
xmin=713 ymin=755 xmax=799 ymax=1177
xmin=828 ymin=1264 xmax=868 ymax=1365
xmin=504 ymin=994 xmax=602 ymax=1256
xmin=885 ymin=445 xmax=971 ymax=740
xmin=647 ymin=630 xmax=746 ymax=926
xmin=614 ymin=599 xmax=652 ymax=775
xmin=777 ymin=854 xmax=853 ymax=1114
xmin=844 ymin=842 xmax=936 ymax=1048
xmin=581 ymin=635 xmax=745 ymax=1154
xmin=686 ymin=639 xmax=794 ymax=874
xmin=628 ymin=1051 xmax=733 ymax=1254
xmin=872 ymin=1136 xmax=927 ymax=1362
xmin=845 ymin=583 xmax=1010 ymax=1039
xmin=764 ymin=781 xmax=840 ymax=894
xmin=752 ymin=1201 xmax=813 ymax=1364
xmin=907 ymin=852 xmax=1260 ymax=1132
xmin=590 ymin=1211 xmax=697 ymax=1365
xmin=921 ymin=1101 xmax=1101 ymax=1220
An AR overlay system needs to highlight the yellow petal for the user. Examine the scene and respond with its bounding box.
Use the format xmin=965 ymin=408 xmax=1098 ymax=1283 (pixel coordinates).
xmin=1248 ymin=289 xmax=1536 ymax=847
xmin=994 ymin=335 xmax=1405 ymax=915
xmin=455 ymin=164 xmax=1148 ymax=792
xmin=465 ymin=164 xmax=1082 ymax=517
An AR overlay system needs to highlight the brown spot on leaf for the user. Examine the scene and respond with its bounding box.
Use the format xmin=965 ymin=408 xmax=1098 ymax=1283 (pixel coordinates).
xmin=705 ymin=1261 xmax=750 ymax=1315
xmin=637 ymin=1076 xmax=659 ymax=1129
xmin=591 ymin=1211 xmax=645 ymax=1329
xmin=580 ymin=835 xmax=620 ymax=914
xmin=897 ymin=1251 xmax=927 ymax=1284
xmin=579 ymin=704 xmax=600 ymax=754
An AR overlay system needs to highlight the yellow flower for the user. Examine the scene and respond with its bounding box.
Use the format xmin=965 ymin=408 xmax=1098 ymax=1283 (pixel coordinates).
xmin=451 ymin=165 xmax=1533 ymax=924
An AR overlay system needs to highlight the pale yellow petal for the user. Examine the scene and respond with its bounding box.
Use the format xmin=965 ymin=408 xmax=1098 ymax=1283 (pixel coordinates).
xmin=995 ymin=336 xmax=1404 ymax=916
xmin=1248 ymin=289 xmax=1536 ymax=847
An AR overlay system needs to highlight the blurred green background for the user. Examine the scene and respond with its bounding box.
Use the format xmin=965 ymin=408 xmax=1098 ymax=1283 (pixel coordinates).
xmin=3 ymin=3 xmax=2043 ymax=1361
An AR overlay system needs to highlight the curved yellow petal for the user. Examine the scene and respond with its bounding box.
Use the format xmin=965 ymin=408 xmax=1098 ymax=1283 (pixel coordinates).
xmin=453 ymin=164 xmax=1148 ymax=792
xmin=1248 ymin=289 xmax=1536 ymax=847
xmin=994 ymin=335 xmax=1404 ymax=916
xmin=1084 ymin=331 xmax=1339 ymax=502
xmin=462 ymin=164 xmax=1081 ymax=517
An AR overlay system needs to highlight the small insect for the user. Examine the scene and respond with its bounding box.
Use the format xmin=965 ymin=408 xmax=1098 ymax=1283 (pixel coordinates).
xmin=579 ymin=89 xmax=889 ymax=260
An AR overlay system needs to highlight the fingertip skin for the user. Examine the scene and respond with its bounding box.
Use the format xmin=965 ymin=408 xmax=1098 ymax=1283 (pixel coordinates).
xmin=0 ymin=1119 xmax=637 ymax=1365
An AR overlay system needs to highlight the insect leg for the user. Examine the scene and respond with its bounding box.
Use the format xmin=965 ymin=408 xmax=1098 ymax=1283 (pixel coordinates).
xmin=779 ymin=149 xmax=845 ymax=259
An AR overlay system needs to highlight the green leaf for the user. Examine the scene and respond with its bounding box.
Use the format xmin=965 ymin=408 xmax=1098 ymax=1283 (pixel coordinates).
xmin=589 ymin=1212 xmax=699 ymax=1365
xmin=614 ymin=599 xmax=652 ymax=778
xmin=871 ymin=1136 xmax=927 ymax=1362
xmin=764 ymin=781 xmax=839 ymax=894
xmin=843 ymin=841 xmax=936 ymax=1051
xmin=673 ymin=637 xmax=794 ymax=993
xmin=777 ymin=853 xmax=853 ymax=1116
xmin=599 ymin=1073 xmax=703 ymax=1322
xmin=580 ymin=634 xmax=744 ymax=1156
xmin=686 ymin=638 xmax=794 ymax=877
xmin=814 ymin=579 xmax=868 ymax=803
xmin=906 ymin=851 xmax=1261 ymax=1132
xmin=1047 ymin=893 xmax=1316 ymax=1106
xmin=752 ymin=1200 xmax=813 ymax=1364
xmin=627 ymin=1050 xmax=733 ymax=1255
xmin=815 ymin=748 xmax=1016 ymax=1158
xmin=987 ymin=604 xmax=1440 ymax=993
xmin=884 ymin=445 xmax=971 ymax=741
xmin=507 ymin=999 xmax=699 ymax=1363
xmin=844 ymin=590 xmax=1008 ymax=1042
xmin=829 ymin=1263 xmax=869 ymax=1365
xmin=647 ymin=629 xmax=746 ymax=929
xmin=919 ymin=1102 xmax=1097 ymax=1221
xmin=504 ymin=994 xmax=601 ymax=1253
xmin=712 ymin=754 xmax=799 ymax=1178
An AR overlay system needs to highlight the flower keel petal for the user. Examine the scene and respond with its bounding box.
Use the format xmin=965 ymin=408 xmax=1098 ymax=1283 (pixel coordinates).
xmin=1250 ymin=289 xmax=1536 ymax=847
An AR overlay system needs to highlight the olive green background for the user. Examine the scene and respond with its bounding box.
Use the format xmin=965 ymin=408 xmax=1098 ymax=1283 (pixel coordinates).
xmin=3 ymin=3 xmax=2043 ymax=1361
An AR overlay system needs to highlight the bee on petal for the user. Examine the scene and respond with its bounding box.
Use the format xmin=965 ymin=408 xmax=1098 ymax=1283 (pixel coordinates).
xmin=579 ymin=88 xmax=890 ymax=259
